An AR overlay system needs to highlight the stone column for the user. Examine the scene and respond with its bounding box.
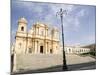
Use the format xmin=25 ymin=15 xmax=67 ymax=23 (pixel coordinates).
xmin=43 ymin=41 xmax=46 ymax=54
xmin=34 ymin=40 xmax=35 ymax=53
xmin=35 ymin=27 xmax=38 ymax=35
xmin=45 ymin=42 xmax=49 ymax=54
xmin=54 ymin=43 xmax=56 ymax=54
xmin=45 ymin=42 xmax=47 ymax=54
xmin=46 ymin=29 xmax=48 ymax=36
xmin=32 ymin=40 xmax=35 ymax=53
xmin=37 ymin=41 xmax=39 ymax=54
xmin=52 ymin=41 xmax=54 ymax=54
xmin=47 ymin=42 xmax=49 ymax=54
xmin=34 ymin=40 xmax=37 ymax=54
xmin=37 ymin=27 xmax=39 ymax=35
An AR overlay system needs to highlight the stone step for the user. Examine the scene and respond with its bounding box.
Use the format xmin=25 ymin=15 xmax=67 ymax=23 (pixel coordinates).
xmin=13 ymin=54 xmax=95 ymax=72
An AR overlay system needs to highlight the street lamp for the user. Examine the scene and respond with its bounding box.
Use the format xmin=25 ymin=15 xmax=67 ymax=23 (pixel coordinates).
xmin=56 ymin=8 xmax=68 ymax=71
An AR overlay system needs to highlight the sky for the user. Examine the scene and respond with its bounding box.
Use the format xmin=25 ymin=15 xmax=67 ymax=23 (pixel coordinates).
xmin=11 ymin=0 xmax=96 ymax=46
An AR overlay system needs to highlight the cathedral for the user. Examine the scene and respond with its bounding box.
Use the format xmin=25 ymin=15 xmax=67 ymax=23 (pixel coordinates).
xmin=11 ymin=17 xmax=91 ymax=72
xmin=14 ymin=17 xmax=60 ymax=54
xmin=12 ymin=17 xmax=90 ymax=55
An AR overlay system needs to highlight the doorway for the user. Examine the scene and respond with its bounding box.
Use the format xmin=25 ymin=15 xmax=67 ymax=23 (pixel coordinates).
xmin=40 ymin=46 xmax=43 ymax=53
xmin=50 ymin=49 xmax=53 ymax=54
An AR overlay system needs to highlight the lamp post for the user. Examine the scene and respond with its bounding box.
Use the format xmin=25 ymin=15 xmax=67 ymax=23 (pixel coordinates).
xmin=56 ymin=8 xmax=68 ymax=70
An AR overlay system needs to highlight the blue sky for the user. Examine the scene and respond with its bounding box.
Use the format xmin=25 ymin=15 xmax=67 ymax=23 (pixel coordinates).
xmin=11 ymin=0 xmax=96 ymax=46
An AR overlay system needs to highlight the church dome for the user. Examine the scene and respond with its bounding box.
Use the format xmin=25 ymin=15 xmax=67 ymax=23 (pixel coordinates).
xmin=18 ymin=17 xmax=27 ymax=24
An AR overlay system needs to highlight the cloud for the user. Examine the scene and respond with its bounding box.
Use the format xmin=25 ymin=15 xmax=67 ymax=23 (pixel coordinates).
xmin=11 ymin=29 xmax=16 ymax=43
xmin=45 ymin=4 xmax=81 ymax=32
xmin=77 ymin=9 xmax=85 ymax=17
xmin=65 ymin=34 xmax=95 ymax=46
xmin=12 ymin=1 xmax=77 ymax=29
xmin=61 ymin=15 xmax=80 ymax=33
xmin=11 ymin=1 xmax=96 ymax=46
xmin=12 ymin=1 xmax=45 ymax=16
xmin=85 ymin=34 xmax=95 ymax=43
xmin=12 ymin=1 xmax=82 ymax=40
xmin=62 ymin=8 xmax=89 ymax=32
xmin=41 ymin=4 xmax=77 ymax=28
xmin=50 ymin=4 xmax=75 ymax=14
xmin=76 ymin=34 xmax=95 ymax=46
xmin=76 ymin=9 xmax=89 ymax=18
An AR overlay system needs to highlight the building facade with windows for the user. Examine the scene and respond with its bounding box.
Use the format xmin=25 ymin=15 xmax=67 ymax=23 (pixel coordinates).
xmin=14 ymin=17 xmax=60 ymax=54
xmin=61 ymin=46 xmax=90 ymax=54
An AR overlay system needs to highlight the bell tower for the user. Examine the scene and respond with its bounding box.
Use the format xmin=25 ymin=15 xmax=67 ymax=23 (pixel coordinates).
xmin=15 ymin=17 xmax=27 ymax=54
xmin=17 ymin=17 xmax=27 ymax=33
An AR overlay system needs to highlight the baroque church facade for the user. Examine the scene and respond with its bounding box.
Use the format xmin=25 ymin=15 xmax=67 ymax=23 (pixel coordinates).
xmin=14 ymin=17 xmax=60 ymax=54
xmin=13 ymin=17 xmax=90 ymax=55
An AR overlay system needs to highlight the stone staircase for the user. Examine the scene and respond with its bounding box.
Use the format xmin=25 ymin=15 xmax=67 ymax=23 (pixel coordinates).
xmin=14 ymin=54 xmax=95 ymax=72
xmin=66 ymin=54 xmax=95 ymax=65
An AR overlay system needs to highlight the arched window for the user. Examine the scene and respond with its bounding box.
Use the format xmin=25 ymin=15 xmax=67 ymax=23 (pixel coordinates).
xmin=21 ymin=26 xmax=24 ymax=31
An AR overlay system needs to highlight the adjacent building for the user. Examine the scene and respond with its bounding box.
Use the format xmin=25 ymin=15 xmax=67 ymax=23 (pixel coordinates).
xmin=63 ymin=46 xmax=90 ymax=54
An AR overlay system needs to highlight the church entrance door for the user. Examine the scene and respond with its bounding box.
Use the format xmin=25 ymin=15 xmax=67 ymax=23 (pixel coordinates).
xmin=40 ymin=46 xmax=43 ymax=53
